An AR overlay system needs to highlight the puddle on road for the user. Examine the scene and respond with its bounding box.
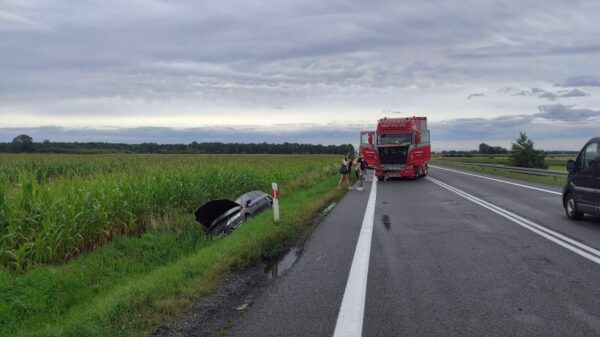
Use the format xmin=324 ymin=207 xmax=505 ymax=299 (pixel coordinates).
xmin=322 ymin=202 xmax=337 ymax=214
xmin=382 ymin=214 xmax=391 ymax=230
xmin=264 ymin=246 xmax=302 ymax=279
xmin=262 ymin=201 xmax=337 ymax=280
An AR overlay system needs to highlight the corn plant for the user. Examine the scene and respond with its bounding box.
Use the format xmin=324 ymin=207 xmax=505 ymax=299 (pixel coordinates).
xmin=0 ymin=154 xmax=337 ymax=272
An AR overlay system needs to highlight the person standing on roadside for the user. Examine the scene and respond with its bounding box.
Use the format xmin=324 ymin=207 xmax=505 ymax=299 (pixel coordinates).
xmin=346 ymin=153 xmax=355 ymax=190
xmin=337 ymin=154 xmax=352 ymax=190
xmin=355 ymin=155 xmax=367 ymax=191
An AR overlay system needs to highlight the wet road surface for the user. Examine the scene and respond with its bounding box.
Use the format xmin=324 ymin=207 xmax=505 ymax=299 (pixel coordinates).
xmin=226 ymin=167 xmax=600 ymax=337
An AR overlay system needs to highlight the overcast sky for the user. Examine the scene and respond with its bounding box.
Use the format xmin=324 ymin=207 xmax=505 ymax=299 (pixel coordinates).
xmin=1 ymin=0 xmax=599 ymax=150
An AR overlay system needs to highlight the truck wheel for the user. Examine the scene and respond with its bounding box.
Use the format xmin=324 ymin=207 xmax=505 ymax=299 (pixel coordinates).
xmin=413 ymin=167 xmax=419 ymax=180
xmin=377 ymin=176 xmax=385 ymax=181
xmin=422 ymin=165 xmax=428 ymax=177
xmin=565 ymin=192 xmax=584 ymax=220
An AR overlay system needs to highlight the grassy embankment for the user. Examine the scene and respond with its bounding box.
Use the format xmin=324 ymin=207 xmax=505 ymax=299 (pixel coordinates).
xmin=430 ymin=154 xmax=574 ymax=187
xmin=0 ymin=154 xmax=346 ymax=337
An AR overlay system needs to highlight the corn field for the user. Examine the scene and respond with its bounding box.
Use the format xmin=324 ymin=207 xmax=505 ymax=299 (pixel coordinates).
xmin=0 ymin=154 xmax=337 ymax=272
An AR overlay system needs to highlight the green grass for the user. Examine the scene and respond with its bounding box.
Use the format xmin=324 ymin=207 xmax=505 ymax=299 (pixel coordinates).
xmin=0 ymin=154 xmax=345 ymax=337
xmin=0 ymin=215 xmax=204 ymax=335
xmin=547 ymin=165 xmax=567 ymax=172
xmin=432 ymin=154 xmax=574 ymax=168
xmin=431 ymin=159 xmax=567 ymax=187
xmin=430 ymin=153 xmax=573 ymax=185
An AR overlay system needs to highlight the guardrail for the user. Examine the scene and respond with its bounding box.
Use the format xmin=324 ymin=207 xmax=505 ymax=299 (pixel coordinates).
xmin=433 ymin=160 xmax=568 ymax=177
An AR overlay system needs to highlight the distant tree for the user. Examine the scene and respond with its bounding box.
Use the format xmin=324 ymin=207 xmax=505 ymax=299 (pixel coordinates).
xmin=509 ymin=132 xmax=546 ymax=168
xmin=493 ymin=146 xmax=509 ymax=154
xmin=11 ymin=134 xmax=34 ymax=153
xmin=479 ymin=143 xmax=492 ymax=154
xmin=0 ymin=139 xmax=354 ymax=155
xmin=479 ymin=143 xmax=508 ymax=154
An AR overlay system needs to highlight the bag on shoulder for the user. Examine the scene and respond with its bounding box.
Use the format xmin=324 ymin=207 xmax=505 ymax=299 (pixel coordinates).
xmin=339 ymin=164 xmax=348 ymax=174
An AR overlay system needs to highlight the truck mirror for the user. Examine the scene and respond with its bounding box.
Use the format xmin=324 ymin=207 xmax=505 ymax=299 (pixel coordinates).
xmin=567 ymin=159 xmax=575 ymax=173
xmin=368 ymin=133 xmax=373 ymax=145
xmin=415 ymin=132 xmax=421 ymax=144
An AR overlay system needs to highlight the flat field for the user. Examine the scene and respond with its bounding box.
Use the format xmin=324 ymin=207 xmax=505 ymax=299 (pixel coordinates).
xmin=430 ymin=154 xmax=574 ymax=186
xmin=431 ymin=153 xmax=574 ymax=171
xmin=0 ymin=153 xmax=343 ymax=337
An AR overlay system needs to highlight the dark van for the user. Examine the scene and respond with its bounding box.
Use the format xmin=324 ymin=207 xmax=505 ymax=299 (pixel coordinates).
xmin=563 ymin=137 xmax=600 ymax=220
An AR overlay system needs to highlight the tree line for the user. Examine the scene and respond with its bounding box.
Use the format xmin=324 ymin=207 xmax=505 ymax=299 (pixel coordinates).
xmin=2 ymin=134 xmax=355 ymax=155
xmin=440 ymin=133 xmax=576 ymax=169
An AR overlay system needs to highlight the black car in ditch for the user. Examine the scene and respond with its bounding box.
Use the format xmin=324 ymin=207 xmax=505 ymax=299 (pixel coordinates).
xmin=563 ymin=137 xmax=600 ymax=220
xmin=194 ymin=190 xmax=273 ymax=234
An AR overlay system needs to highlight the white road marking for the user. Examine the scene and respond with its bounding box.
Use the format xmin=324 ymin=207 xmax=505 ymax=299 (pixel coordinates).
xmin=427 ymin=177 xmax=600 ymax=265
xmin=429 ymin=165 xmax=562 ymax=196
xmin=333 ymin=173 xmax=378 ymax=337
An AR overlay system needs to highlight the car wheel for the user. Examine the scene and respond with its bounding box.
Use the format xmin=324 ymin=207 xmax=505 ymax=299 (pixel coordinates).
xmin=565 ymin=192 xmax=584 ymax=220
xmin=208 ymin=221 xmax=230 ymax=236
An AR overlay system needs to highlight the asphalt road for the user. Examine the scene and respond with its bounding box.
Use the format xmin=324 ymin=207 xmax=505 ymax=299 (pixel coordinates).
xmin=226 ymin=166 xmax=600 ymax=337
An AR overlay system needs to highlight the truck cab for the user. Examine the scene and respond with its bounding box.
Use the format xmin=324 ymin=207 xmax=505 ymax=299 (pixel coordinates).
xmin=375 ymin=117 xmax=431 ymax=180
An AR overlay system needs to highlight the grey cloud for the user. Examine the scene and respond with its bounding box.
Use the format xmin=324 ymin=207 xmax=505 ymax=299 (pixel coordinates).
xmin=1 ymin=0 xmax=600 ymax=101
xmin=495 ymin=87 xmax=590 ymax=101
xmin=497 ymin=87 xmax=552 ymax=100
xmin=0 ymin=123 xmax=372 ymax=146
xmin=0 ymin=0 xmax=599 ymax=154
xmin=558 ymin=76 xmax=600 ymax=87
xmin=467 ymin=93 xmax=485 ymax=100
xmin=0 ymin=10 xmax=48 ymax=31
xmin=381 ymin=109 xmax=405 ymax=115
xmin=2 ymin=104 xmax=597 ymax=151
xmin=559 ymin=88 xmax=589 ymax=98
xmin=431 ymin=104 xmax=600 ymax=144
xmin=534 ymin=104 xmax=600 ymax=122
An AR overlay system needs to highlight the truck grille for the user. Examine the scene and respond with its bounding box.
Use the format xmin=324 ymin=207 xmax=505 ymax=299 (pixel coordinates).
xmin=382 ymin=164 xmax=405 ymax=171
xmin=377 ymin=146 xmax=408 ymax=165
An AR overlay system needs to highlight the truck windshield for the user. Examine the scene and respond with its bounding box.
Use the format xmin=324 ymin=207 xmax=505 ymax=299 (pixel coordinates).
xmin=378 ymin=134 xmax=412 ymax=146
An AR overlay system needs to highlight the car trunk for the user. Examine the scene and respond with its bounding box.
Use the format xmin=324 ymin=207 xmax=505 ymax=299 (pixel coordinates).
xmin=378 ymin=146 xmax=408 ymax=165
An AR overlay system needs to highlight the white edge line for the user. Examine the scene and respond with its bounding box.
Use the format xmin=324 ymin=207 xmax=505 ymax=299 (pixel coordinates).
xmin=430 ymin=165 xmax=562 ymax=196
xmin=428 ymin=177 xmax=600 ymax=257
xmin=333 ymin=173 xmax=378 ymax=337
xmin=426 ymin=177 xmax=600 ymax=265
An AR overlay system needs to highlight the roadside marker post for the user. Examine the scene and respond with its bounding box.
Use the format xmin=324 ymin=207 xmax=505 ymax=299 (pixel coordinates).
xmin=272 ymin=182 xmax=280 ymax=222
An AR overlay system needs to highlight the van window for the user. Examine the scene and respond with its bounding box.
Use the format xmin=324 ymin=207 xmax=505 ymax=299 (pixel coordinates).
xmin=582 ymin=142 xmax=598 ymax=170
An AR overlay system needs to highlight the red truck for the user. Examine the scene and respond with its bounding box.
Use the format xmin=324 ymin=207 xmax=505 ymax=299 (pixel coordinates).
xmin=359 ymin=131 xmax=378 ymax=168
xmin=374 ymin=116 xmax=431 ymax=180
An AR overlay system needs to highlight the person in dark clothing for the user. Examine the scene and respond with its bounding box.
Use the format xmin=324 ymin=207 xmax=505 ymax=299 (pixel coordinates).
xmin=355 ymin=155 xmax=367 ymax=191
xmin=337 ymin=154 xmax=352 ymax=190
